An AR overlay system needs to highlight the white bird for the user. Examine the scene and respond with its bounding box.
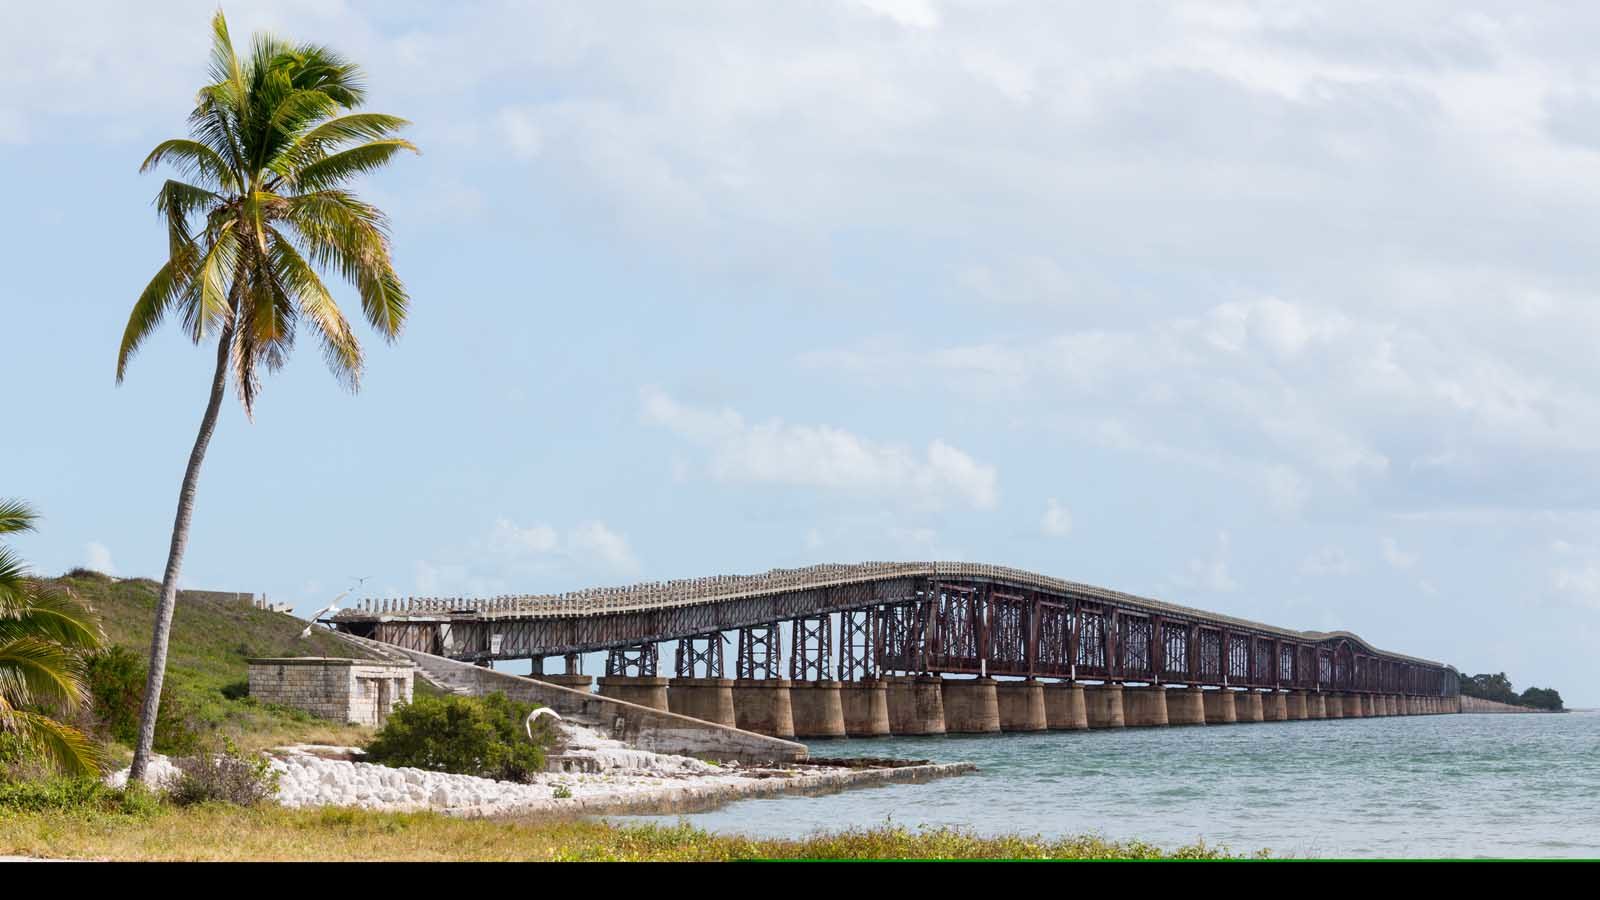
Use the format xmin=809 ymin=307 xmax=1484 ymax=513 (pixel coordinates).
xmin=525 ymin=706 xmax=561 ymax=741
xmin=298 ymin=589 xmax=351 ymax=639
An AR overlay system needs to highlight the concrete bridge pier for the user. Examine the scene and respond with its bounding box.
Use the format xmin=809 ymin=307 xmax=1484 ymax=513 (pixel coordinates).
xmin=1286 ymin=690 xmax=1307 ymax=720
xmin=596 ymin=676 xmax=671 ymax=711
xmin=886 ymin=675 xmax=947 ymax=735
xmin=732 ymin=678 xmax=795 ymax=738
xmin=1043 ymin=682 xmax=1089 ymax=730
xmin=1123 ymin=685 xmax=1169 ymax=727
xmin=1343 ymin=694 xmax=1365 ymax=718
xmin=789 ymin=680 xmax=848 ymax=738
xmin=840 ymin=678 xmax=891 ymax=737
xmin=1324 ymin=692 xmax=1344 ymax=718
xmin=1083 ymin=683 xmax=1126 ymax=728
xmin=1167 ymin=685 xmax=1207 ymax=725
xmin=996 ymin=679 xmax=1048 ymax=732
xmin=1360 ymin=694 xmax=1377 ymax=717
xmin=942 ymin=678 xmax=1002 ymax=733
xmin=1238 ymin=690 xmax=1265 ymax=723
xmin=533 ymin=673 xmax=594 ymax=693
xmin=1306 ymin=692 xmax=1326 ymax=719
xmin=667 ymin=677 xmax=737 ymax=727
xmin=1265 ymin=691 xmax=1288 ymax=721
xmin=1384 ymin=695 xmax=1399 ymax=716
xmin=1202 ymin=688 xmax=1237 ymax=724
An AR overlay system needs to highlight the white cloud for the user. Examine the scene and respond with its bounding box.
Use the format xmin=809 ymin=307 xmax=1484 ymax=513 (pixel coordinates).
xmin=85 ymin=541 xmax=116 ymax=576
xmin=1173 ymin=532 xmax=1237 ymax=593
xmin=1040 ymin=498 xmax=1073 ymax=537
xmin=568 ymin=521 xmax=639 ymax=573
xmin=1381 ymin=536 xmax=1419 ymax=569
xmin=1301 ymin=546 xmax=1353 ymax=577
xmin=854 ymin=0 xmax=942 ymax=30
xmin=489 ymin=519 xmax=558 ymax=555
xmin=640 ymin=386 xmax=998 ymax=510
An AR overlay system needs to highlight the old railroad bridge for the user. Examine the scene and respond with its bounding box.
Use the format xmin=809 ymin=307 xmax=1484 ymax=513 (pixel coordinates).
xmin=330 ymin=561 xmax=1463 ymax=738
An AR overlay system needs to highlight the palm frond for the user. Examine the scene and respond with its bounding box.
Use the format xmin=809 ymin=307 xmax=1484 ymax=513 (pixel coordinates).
xmin=267 ymin=227 xmax=362 ymax=388
xmin=0 ymin=637 xmax=88 ymax=712
xmin=0 ymin=708 xmax=104 ymax=777
xmin=0 ymin=581 xmax=101 ymax=652
xmin=141 ymin=140 xmax=237 ymax=192
xmin=291 ymin=139 xmax=418 ymax=193
xmin=0 ymin=499 xmax=36 ymax=536
xmin=271 ymin=113 xmax=410 ymax=179
xmin=117 ymin=257 xmax=192 ymax=382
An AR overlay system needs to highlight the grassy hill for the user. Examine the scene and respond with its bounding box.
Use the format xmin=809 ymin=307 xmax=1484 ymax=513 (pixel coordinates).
xmin=54 ymin=570 xmax=390 ymax=756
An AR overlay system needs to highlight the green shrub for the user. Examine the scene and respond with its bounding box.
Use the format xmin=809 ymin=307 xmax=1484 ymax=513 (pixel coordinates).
xmin=169 ymin=737 xmax=280 ymax=807
xmin=220 ymin=679 xmax=250 ymax=701
xmin=0 ymin=777 xmax=160 ymax=817
xmin=363 ymin=692 xmax=553 ymax=783
xmin=84 ymin=646 xmax=201 ymax=754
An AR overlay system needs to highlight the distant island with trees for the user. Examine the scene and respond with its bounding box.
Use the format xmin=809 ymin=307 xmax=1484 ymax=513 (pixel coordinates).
xmin=1458 ymin=672 xmax=1565 ymax=711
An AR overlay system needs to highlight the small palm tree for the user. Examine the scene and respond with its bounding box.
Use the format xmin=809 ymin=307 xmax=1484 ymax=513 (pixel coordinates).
xmin=0 ymin=500 xmax=104 ymax=776
xmin=117 ymin=11 xmax=417 ymax=782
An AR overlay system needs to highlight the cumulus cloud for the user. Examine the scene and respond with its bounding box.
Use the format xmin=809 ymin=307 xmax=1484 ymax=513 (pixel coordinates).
xmin=1040 ymin=498 xmax=1073 ymax=537
xmin=1173 ymin=533 xmax=1238 ymax=593
xmin=1381 ymin=536 xmax=1419 ymax=570
xmin=85 ymin=542 xmax=116 ymax=576
xmin=1301 ymin=546 xmax=1353 ymax=577
xmin=640 ymin=386 xmax=998 ymax=509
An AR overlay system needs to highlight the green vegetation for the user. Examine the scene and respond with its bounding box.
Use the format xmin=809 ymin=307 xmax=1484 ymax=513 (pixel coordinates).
xmin=0 ymin=499 xmax=105 ymax=776
xmin=364 ymin=693 xmax=556 ymax=783
xmin=36 ymin=571 xmax=382 ymax=760
xmin=0 ymin=790 xmax=1253 ymax=860
xmin=1458 ymin=672 xmax=1565 ymax=711
xmin=115 ymin=8 xmax=418 ymax=783
xmin=168 ymin=737 xmax=280 ymax=807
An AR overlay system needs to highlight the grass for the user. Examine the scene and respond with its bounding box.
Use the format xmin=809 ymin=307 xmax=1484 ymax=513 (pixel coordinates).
xmin=0 ymin=801 xmax=1254 ymax=861
xmin=52 ymin=570 xmax=386 ymax=753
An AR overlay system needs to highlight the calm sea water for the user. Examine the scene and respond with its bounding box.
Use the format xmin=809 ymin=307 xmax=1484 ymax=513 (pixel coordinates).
xmin=609 ymin=710 xmax=1600 ymax=858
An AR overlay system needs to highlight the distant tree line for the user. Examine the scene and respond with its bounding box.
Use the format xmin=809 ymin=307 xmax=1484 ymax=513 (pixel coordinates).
xmin=1458 ymin=672 xmax=1565 ymax=711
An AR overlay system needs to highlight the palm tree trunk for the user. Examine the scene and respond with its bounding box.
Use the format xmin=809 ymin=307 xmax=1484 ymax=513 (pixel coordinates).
xmin=128 ymin=322 xmax=234 ymax=784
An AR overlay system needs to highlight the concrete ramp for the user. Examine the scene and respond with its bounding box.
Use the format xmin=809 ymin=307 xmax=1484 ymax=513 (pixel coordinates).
xmin=335 ymin=633 xmax=807 ymax=765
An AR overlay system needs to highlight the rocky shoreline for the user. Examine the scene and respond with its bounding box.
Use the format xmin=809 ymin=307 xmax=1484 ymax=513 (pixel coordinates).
xmin=106 ymin=721 xmax=975 ymax=819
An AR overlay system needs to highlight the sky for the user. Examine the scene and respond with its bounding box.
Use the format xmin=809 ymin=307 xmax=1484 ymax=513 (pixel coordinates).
xmin=3 ymin=1 xmax=1598 ymax=704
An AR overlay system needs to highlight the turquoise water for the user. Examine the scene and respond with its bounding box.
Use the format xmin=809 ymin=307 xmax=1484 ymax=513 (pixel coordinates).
xmin=610 ymin=711 xmax=1600 ymax=858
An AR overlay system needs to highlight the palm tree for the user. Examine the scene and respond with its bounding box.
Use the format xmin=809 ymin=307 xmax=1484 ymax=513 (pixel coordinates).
xmin=117 ymin=11 xmax=417 ymax=783
xmin=0 ymin=499 xmax=104 ymax=776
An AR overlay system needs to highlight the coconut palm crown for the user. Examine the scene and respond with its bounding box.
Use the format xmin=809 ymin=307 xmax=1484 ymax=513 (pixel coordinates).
xmin=0 ymin=499 xmax=104 ymax=776
xmin=118 ymin=11 xmax=417 ymax=413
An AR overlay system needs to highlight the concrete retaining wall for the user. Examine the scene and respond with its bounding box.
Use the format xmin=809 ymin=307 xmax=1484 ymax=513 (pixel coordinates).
xmin=335 ymin=635 xmax=807 ymax=764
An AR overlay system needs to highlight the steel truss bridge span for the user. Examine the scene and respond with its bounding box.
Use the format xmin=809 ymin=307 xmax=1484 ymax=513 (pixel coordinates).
xmin=329 ymin=561 xmax=1459 ymax=697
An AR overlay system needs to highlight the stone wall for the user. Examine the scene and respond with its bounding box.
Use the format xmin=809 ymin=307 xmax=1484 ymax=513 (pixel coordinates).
xmin=248 ymin=657 xmax=415 ymax=726
xmin=1461 ymin=695 xmax=1551 ymax=714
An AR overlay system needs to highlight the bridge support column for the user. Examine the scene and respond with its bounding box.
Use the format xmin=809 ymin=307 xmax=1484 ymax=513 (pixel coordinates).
xmin=1238 ymin=690 xmax=1265 ymax=723
xmin=1286 ymin=690 xmax=1308 ymax=720
xmin=732 ymin=679 xmax=795 ymax=739
xmin=1265 ymin=690 xmax=1288 ymax=721
xmin=1167 ymin=685 xmax=1206 ymax=726
xmin=1344 ymin=694 xmax=1365 ymax=718
xmin=1043 ymin=682 xmax=1089 ymax=730
xmin=596 ymin=676 xmax=670 ymax=711
xmin=1451 ymin=695 xmax=1462 ymax=713
xmin=533 ymin=673 xmax=594 ymax=693
xmin=1123 ymin=685 xmax=1169 ymax=727
xmin=1360 ymin=694 xmax=1376 ymax=717
xmin=996 ymin=679 xmax=1048 ymax=732
xmin=1399 ymin=695 xmax=1414 ymax=715
xmin=840 ymin=678 xmax=891 ymax=737
xmin=667 ymin=678 xmax=737 ymax=727
xmin=1306 ymin=692 xmax=1326 ymax=719
xmin=1203 ymin=688 xmax=1237 ymax=724
xmin=1323 ymin=692 xmax=1344 ymax=718
xmin=1384 ymin=695 xmax=1399 ymax=716
xmin=942 ymin=678 xmax=1002 ymax=733
xmin=789 ymin=680 xmax=848 ymax=738
xmin=1083 ymin=683 xmax=1126 ymax=729
xmin=886 ymin=675 xmax=946 ymax=735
